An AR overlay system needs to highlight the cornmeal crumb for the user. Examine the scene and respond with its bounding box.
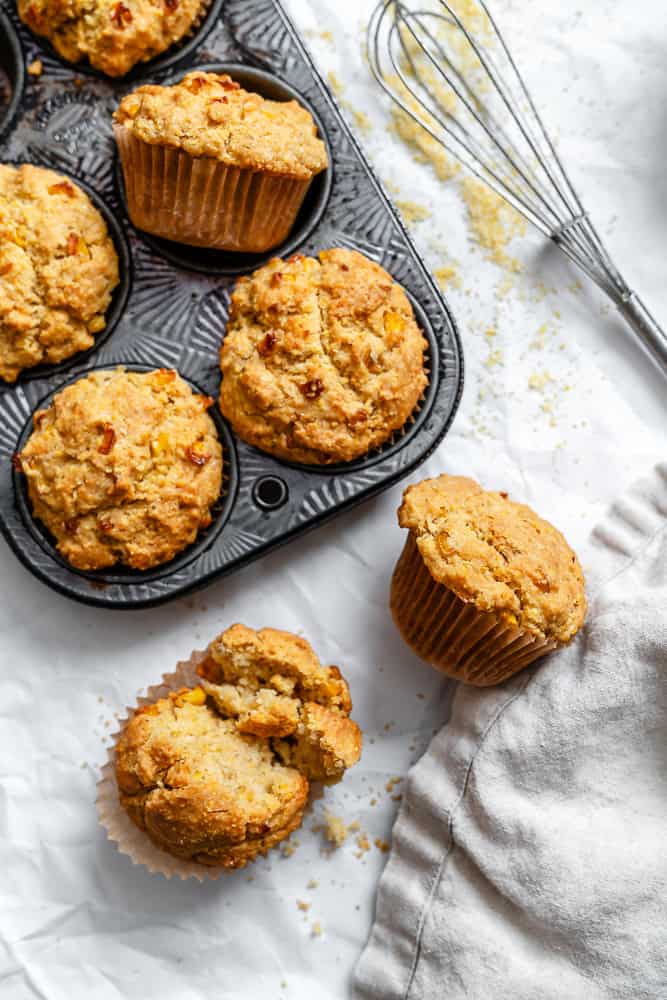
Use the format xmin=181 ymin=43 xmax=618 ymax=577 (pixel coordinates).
xmin=311 ymin=921 xmax=322 ymax=937
xmin=327 ymin=71 xmax=344 ymax=97
xmin=27 ymin=59 xmax=43 ymax=76
xmin=324 ymin=812 xmax=349 ymax=846
xmin=374 ymin=838 xmax=390 ymax=853
xmin=307 ymin=879 xmax=319 ymax=889
xmin=461 ymin=177 xmax=525 ymax=270
xmin=352 ymin=110 xmax=372 ymax=134
xmin=297 ymin=900 xmax=310 ymax=912
xmin=528 ymin=372 xmax=554 ymax=391
xmin=396 ymin=200 xmax=431 ymax=225
xmin=356 ymin=833 xmax=371 ymax=853
xmin=434 ymin=263 xmax=461 ymax=291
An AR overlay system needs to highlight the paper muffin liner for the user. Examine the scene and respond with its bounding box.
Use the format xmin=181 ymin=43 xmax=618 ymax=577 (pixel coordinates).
xmin=390 ymin=533 xmax=558 ymax=686
xmin=114 ymin=125 xmax=313 ymax=252
xmin=96 ymin=648 xmax=231 ymax=881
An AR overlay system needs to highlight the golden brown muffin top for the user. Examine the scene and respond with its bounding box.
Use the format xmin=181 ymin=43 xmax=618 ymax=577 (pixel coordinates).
xmin=18 ymin=0 xmax=204 ymax=77
xmin=0 ymin=164 xmax=119 ymax=383
xmin=114 ymin=72 xmax=329 ymax=179
xmin=116 ymin=625 xmax=362 ymax=868
xmin=20 ymin=368 xmax=222 ymax=571
xmin=219 ymin=248 xmax=428 ymax=465
xmin=398 ymin=474 xmax=587 ymax=643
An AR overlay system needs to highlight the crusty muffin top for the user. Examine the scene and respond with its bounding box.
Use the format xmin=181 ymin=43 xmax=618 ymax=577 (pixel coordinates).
xmin=18 ymin=0 xmax=204 ymax=77
xmin=219 ymin=248 xmax=428 ymax=465
xmin=114 ymin=72 xmax=329 ymax=179
xmin=0 ymin=164 xmax=119 ymax=383
xmin=116 ymin=625 xmax=362 ymax=868
xmin=398 ymin=474 xmax=587 ymax=643
xmin=20 ymin=368 xmax=222 ymax=571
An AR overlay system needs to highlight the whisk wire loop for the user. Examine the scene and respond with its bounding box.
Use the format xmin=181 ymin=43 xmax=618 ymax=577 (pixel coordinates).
xmin=367 ymin=1 xmax=666 ymax=373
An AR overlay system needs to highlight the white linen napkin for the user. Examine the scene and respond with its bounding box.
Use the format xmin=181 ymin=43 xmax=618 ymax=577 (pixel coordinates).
xmin=354 ymin=464 xmax=667 ymax=1000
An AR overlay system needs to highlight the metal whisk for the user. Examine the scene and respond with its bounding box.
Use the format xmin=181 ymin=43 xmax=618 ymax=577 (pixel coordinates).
xmin=368 ymin=0 xmax=667 ymax=376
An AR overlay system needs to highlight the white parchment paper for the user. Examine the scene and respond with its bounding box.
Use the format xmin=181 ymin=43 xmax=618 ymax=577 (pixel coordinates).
xmin=1 ymin=1 xmax=665 ymax=997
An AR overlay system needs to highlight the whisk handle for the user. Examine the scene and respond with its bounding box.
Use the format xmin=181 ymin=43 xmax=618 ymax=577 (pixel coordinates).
xmin=616 ymin=292 xmax=667 ymax=378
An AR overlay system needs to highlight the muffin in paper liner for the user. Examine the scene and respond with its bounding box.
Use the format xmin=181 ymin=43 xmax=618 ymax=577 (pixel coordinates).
xmin=114 ymin=126 xmax=313 ymax=252
xmin=96 ymin=649 xmax=224 ymax=881
xmin=390 ymin=534 xmax=558 ymax=686
xmin=97 ymin=630 xmax=362 ymax=879
xmin=390 ymin=475 xmax=586 ymax=687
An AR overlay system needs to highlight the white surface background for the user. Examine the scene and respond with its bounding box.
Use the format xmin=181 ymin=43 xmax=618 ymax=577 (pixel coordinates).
xmin=1 ymin=1 xmax=665 ymax=998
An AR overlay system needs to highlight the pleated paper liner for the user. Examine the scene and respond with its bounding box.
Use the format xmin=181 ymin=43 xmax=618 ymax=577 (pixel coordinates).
xmin=390 ymin=533 xmax=558 ymax=686
xmin=114 ymin=126 xmax=313 ymax=252
xmin=96 ymin=649 xmax=230 ymax=882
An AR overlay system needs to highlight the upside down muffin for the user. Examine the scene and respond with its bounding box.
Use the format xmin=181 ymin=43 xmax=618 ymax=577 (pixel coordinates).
xmin=114 ymin=625 xmax=362 ymax=869
xmin=391 ymin=474 xmax=587 ymax=686
xmin=0 ymin=164 xmax=119 ymax=382
xmin=19 ymin=368 xmax=222 ymax=571
xmin=18 ymin=0 xmax=208 ymax=77
xmin=219 ymin=248 xmax=428 ymax=464
xmin=113 ymin=71 xmax=329 ymax=251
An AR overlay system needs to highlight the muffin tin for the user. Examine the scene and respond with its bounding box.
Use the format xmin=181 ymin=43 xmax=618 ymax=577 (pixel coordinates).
xmin=0 ymin=0 xmax=464 ymax=609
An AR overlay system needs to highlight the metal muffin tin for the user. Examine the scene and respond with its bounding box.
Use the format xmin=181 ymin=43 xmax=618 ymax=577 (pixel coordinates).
xmin=0 ymin=0 xmax=463 ymax=609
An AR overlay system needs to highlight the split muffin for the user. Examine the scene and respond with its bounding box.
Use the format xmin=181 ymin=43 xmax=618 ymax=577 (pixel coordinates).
xmin=113 ymin=71 xmax=328 ymax=251
xmin=0 ymin=164 xmax=119 ymax=382
xmin=19 ymin=367 xmax=222 ymax=571
xmin=114 ymin=625 xmax=362 ymax=869
xmin=391 ymin=474 xmax=587 ymax=686
xmin=18 ymin=0 xmax=208 ymax=77
xmin=219 ymin=248 xmax=428 ymax=464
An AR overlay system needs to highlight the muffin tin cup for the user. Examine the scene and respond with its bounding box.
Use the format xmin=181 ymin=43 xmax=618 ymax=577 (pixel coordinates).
xmin=96 ymin=649 xmax=229 ymax=882
xmin=0 ymin=0 xmax=464 ymax=608
xmin=114 ymin=61 xmax=334 ymax=276
xmin=1 ymin=162 xmax=133 ymax=384
xmin=17 ymin=0 xmax=225 ymax=82
xmin=13 ymin=363 xmax=238 ymax=586
xmin=390 ymin=534 xmax=558 ymax=686
xmin=115 ymin=124 xmax=313 ymax=252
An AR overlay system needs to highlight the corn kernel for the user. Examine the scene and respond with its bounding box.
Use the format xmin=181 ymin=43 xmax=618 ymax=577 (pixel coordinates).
xmin=174 ymin=687 xmax=206 ymax=706
xmin=88 ymin=316 xmax=106 ymax=334
xmin=152 ymin=431 xmax=170 ymax=455
xmin=384 ymin=311 xmax=405 ymax=335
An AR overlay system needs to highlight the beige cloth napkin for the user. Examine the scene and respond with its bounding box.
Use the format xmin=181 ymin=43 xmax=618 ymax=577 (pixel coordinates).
xmin=354 ymin=464 xmax=667 ymax=1000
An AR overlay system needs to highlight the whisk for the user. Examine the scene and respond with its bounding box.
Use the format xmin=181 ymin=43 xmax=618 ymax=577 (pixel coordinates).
xmin=367 ymin=0 xmax=667 ymax=376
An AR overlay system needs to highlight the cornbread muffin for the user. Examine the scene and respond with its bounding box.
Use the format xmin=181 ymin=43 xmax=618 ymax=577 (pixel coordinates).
xmin=219 ymin=248 xmax=428 ymax=464
xmin=391 ymin=474 xmax=586 ymax=686
xmin=18 ymin=0 xmax=207 ymax=77
xmin=19 ymin=367 xmax=222 ymax=571
xmin=114 ymin=625 xmax=362 ymax=868
xmin=0 ymin=164 xmax=119 ymax=382
xmin=113 ymin=71 xmax=328 ymax=251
